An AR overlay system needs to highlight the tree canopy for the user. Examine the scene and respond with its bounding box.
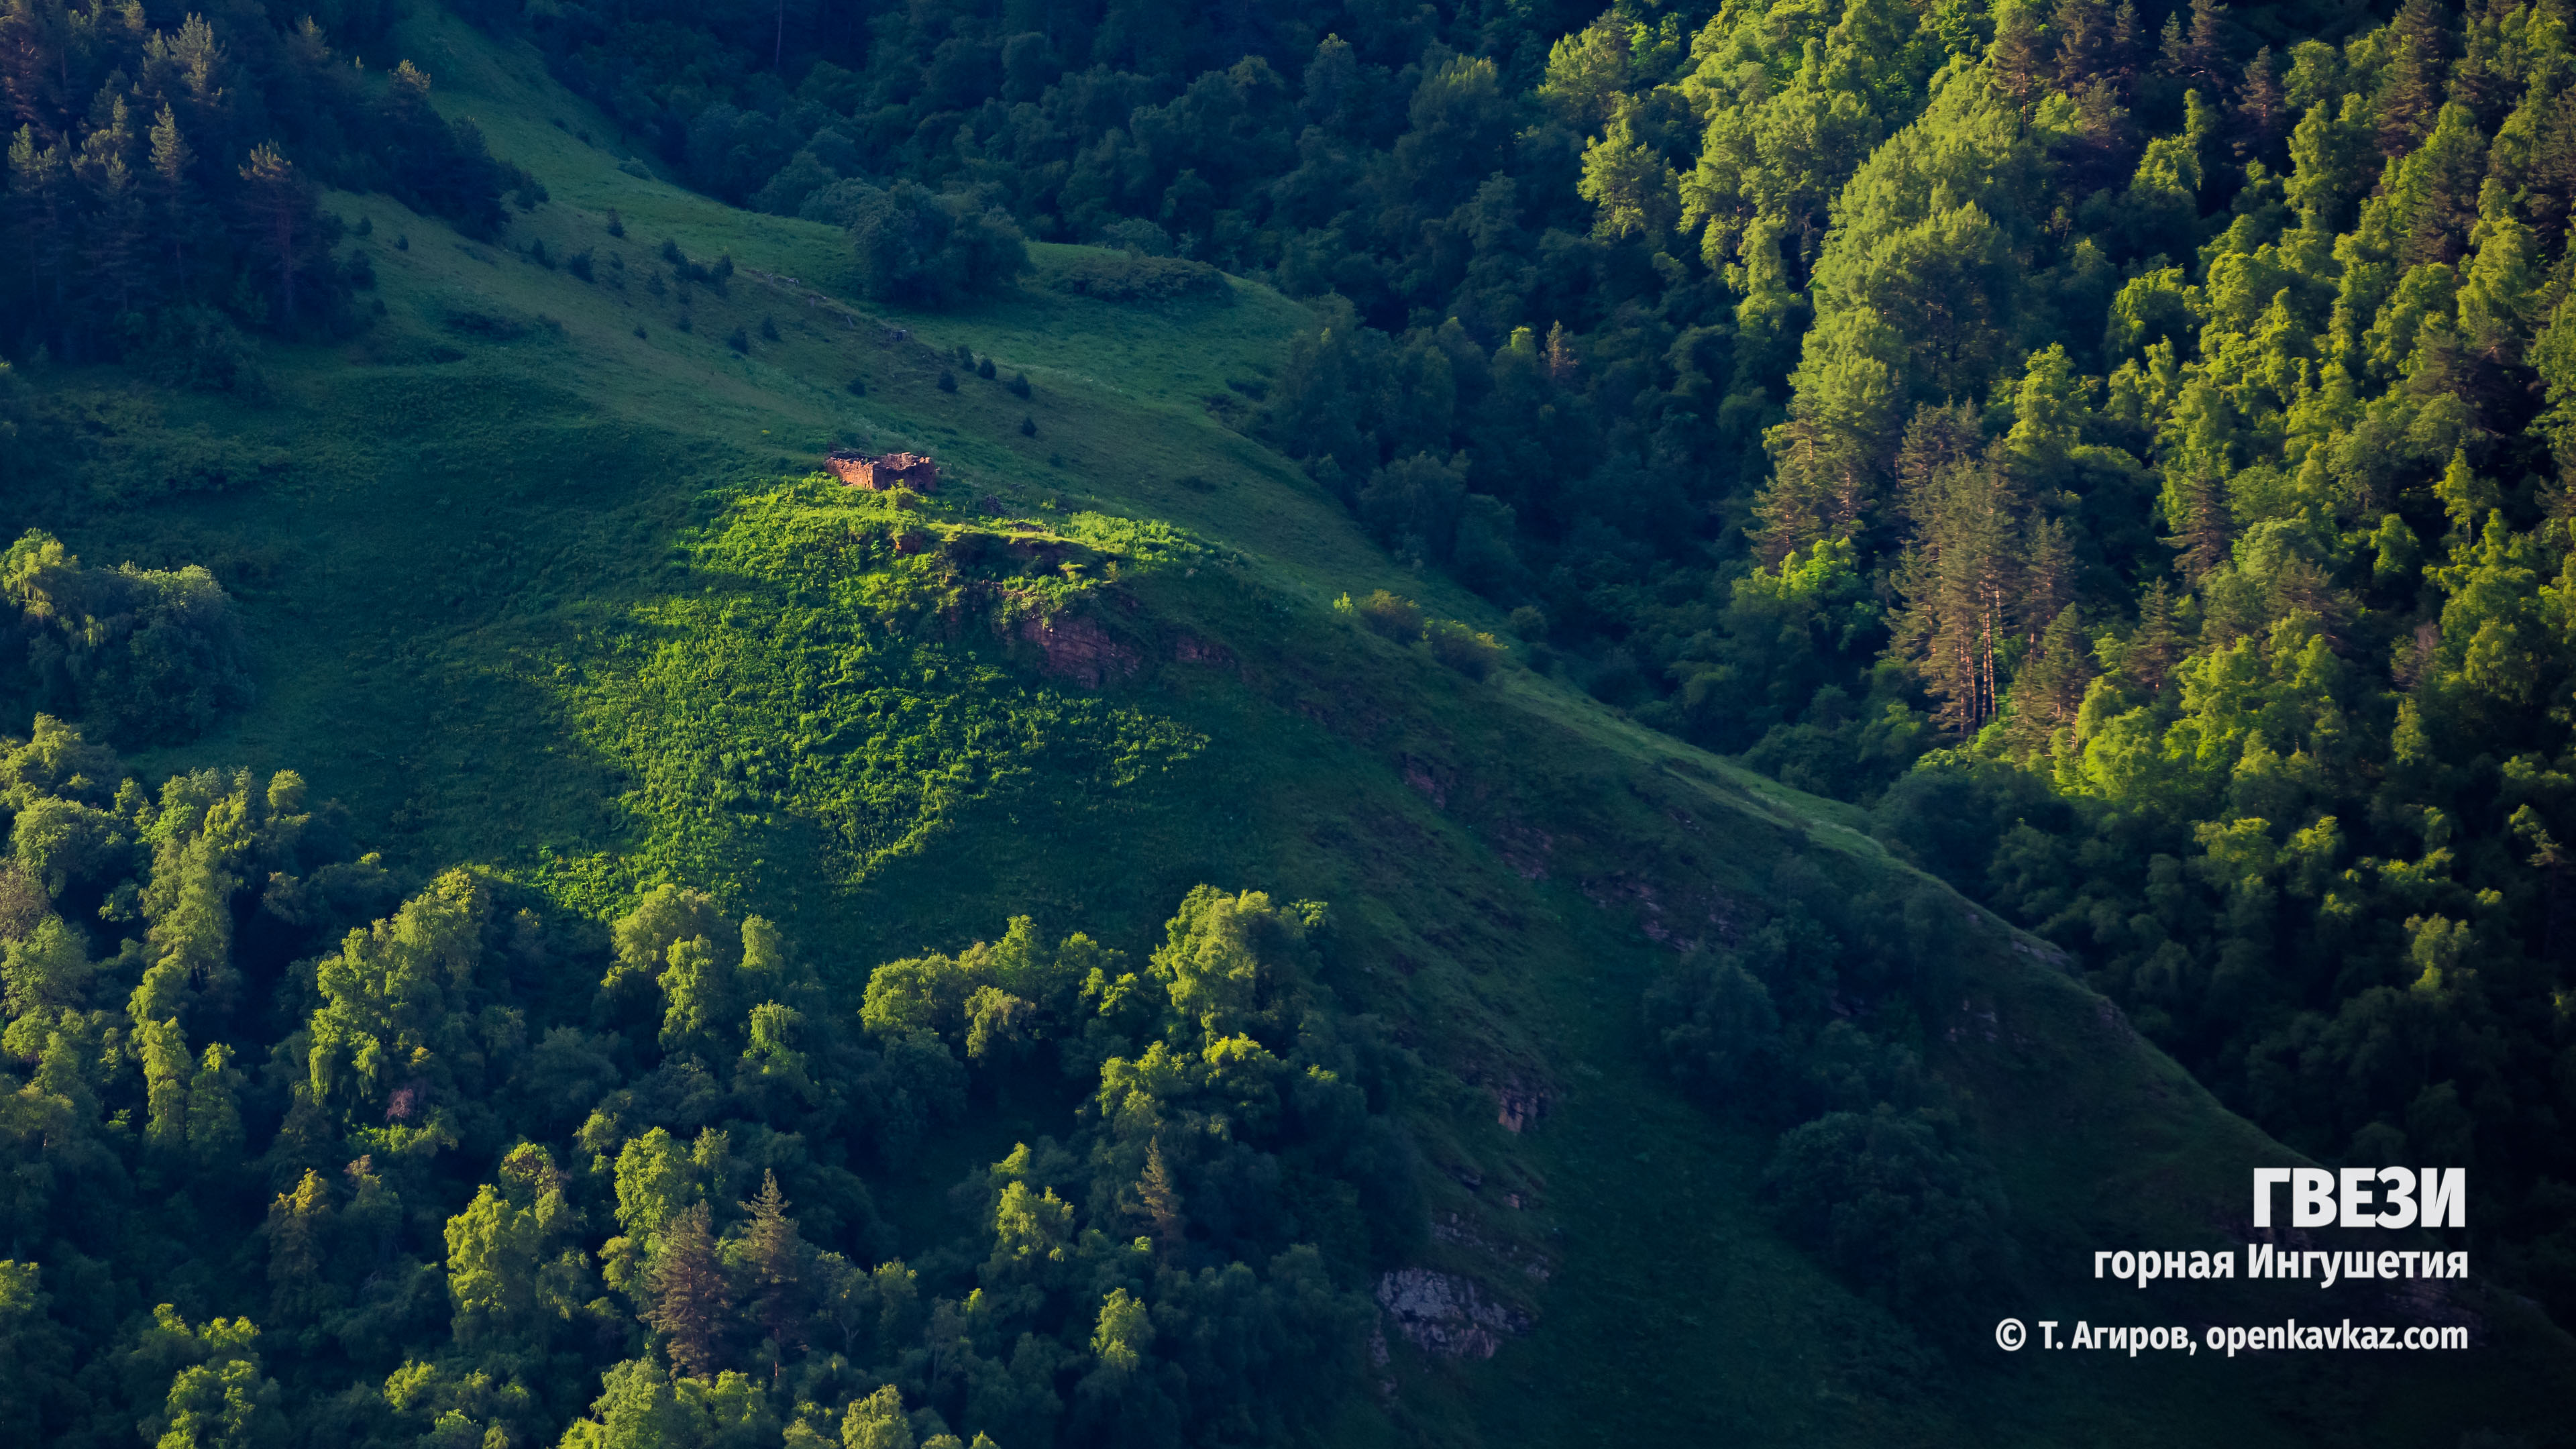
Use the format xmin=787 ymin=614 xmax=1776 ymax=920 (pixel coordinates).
xmin=0 ymin=718 xmax=1413 ymax=1448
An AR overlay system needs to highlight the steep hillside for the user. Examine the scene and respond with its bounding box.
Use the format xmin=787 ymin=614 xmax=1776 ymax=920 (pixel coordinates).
xmin=3 ymin=12 xmax=2571 ymax=1448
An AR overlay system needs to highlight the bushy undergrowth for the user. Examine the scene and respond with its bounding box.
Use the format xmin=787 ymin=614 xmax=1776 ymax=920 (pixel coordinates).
xmin=1043 ymin=254 xmax=1228 ymax=305
xmin=0 ymin=710 xmax=1415 ymax=1448
xmin=0 ymin=531 xmax=252 ymax=747
xmin=1335 ymin=589 xmax=1507 ymax=680
xmin=1642 ymin=857 xmax=2015 ymax=1324
xmin=554 ymin=485 xmax=1205 ymax=907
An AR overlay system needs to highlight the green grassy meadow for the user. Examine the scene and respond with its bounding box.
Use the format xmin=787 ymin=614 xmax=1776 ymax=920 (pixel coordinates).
xmin=13 ymin=13 xmax=2574 ymax=1444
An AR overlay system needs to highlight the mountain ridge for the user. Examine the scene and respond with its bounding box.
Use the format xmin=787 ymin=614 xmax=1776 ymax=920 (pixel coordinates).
xmin=1 ymin=9 xmax=2568 ymax=1446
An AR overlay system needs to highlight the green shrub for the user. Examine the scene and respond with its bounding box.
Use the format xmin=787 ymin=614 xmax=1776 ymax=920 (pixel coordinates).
xmin=839 ymin=180 xmax=1029 ymax=308
xmin=1763 ymin=1106 xmax=2013 ymax=1318
xmin=0 ymin=531 xmax=252 ymax=746
xmin=1348 ymin=590 xmax=1421 ymax=641
xmin=1046 ymin=251 xmax=1227 ymax=303
xmin=1425 ymin=619 xmax=1505 ymax=679
xmin=129 ymin=306 xmax=265 ymax=394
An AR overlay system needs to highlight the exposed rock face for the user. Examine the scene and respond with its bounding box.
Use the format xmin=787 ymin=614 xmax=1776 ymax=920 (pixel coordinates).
xmin=1173 ymin=635 xmax=1233 ymax=667
xmin=1016 ymin=612 xmax=1139 ymax=688
xmin=1401 ymin=756 xmax=1448 ymax=807
xmin=1579 ymin=874 xmax=1739 ymax=954
xmin=828 ymin=450 xmax=941 ymax=492
xmin=1493 ymin=1077 xmax=1549 ymax=1133
xmin=1491 ymin=820 xmax=1552 ymax=881
xmin=1374 ymin=1269 xmax=1530 ymax=1359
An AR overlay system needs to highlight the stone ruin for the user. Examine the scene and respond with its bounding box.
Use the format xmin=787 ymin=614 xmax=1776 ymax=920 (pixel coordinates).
xmin=827 ymin=450 xmax=940 ymax=492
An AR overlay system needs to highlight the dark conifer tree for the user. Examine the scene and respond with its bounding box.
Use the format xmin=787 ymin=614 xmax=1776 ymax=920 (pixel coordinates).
xmin=8 ymin=125 xmax=70 ymax=343
xmin=1138 ymin=1138 xmax=1185 ymax=1254
xmin=2379 ymin=0 xmax=2448 ymax=158
xmin=1990 ymin=0 xmax=2051 ymax=107
xmin=2528 ymin=89 xmax=2576 ymax=252
xmin=2109 ymin=1 xmax=2145 ymax=87
xmin=738 ymin=1171 xmax=807 ymax=1384
xmin=643 ymin=1202 xmax=733 ymax=1377
xmin=76 ymin=99 xmax=148 ymax=325
xmin=2166 ymin=470 xmax=2233 ymax=583
xmin=2127 ymin=579 xmax=2182 ymax=692
xmin=2233 ymin=47 xmax=2286 ymax=163
xmin=2051 ymin=0 xmax=2111 ymax=92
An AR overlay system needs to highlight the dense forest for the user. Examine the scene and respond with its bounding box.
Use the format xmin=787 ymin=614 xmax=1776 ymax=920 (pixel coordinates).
xmin=3 ymin=0 xmax=2574 ymax=1438
xmin=440 ymin=0 xmax=2576 ymax=1326
xmin=0 ymin=694 xmax=1413 ymax=1446
xmin=0 ymin=0 xmax=530 ymax=368
xmin=0 ymin=496 xmax=2021 ymax=1447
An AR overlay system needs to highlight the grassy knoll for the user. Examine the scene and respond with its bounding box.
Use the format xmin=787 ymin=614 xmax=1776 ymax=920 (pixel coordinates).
xmin=5 ymin=11 xmax=2569 ymax=1446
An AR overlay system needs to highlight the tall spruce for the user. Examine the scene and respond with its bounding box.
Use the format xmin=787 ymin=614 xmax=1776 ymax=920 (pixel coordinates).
xmin=738 ymin=1171 xmax=807 ymax=1383
xmin=641 ymin=1201 xmax=731 ymax=1377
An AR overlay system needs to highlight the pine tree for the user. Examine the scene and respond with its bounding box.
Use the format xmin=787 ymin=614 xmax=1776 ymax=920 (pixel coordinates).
xmin=1990 ymin=0 xmax=2050 ymax=107
xmin=2166 ymin=469 xmax=2231 ymax=582
xmin=2110 ymin=0 xmax=2144 ymax=85
xmin=737 ymin=1171 xmax=806 ymax=1383
xmin=1138 ymin=1138 xmax=1185 ymax=1252
xmin=2527 ymin=89 xmax=2576 ymax=253
xmin=76 ymin=98 xmax=148 ymax=329
xmin=8 ymin=125 xmax=70 ymax=339
xmin=1888 ymin=441 xmax=2023 ymax=736
xmin=2158 ymin=0 xmax=2226 ymax=85
xmin=1753 ymin=413 xmax=1855 ymax=561
xmin=2127 ymin=578 xmax=2182 ymax=692
xmin=2233 ymin=47 xmax=2284 ymax=162
xmin=235 ymin=142 xmax=317 ymax=327
xmin=2378 ymin=0 xmax=2446 ymax=158
xmin=2391 ymin=102 xmax=2489 ymax=268
xmin=641 ymin=1201 xmax=732 ymax=1377
xmin=2020 ymin=517 xmax=2076 ymax=642
xmin=2051 ymin=0 xmax=2111 ymax=92
xmin=2008 ymin=604 xmax=2092 ymax=758
xmin=145 ymin=103 xmax=198 ymax=278
xmin=1544 ymin=321 xmax=1577 ymax=382
xmin=1894 ymin=402 xmax=1983 ymax=515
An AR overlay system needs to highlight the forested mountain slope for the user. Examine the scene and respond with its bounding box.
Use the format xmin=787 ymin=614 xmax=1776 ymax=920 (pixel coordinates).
xmin=404 ymin=0 xmax=2576 ymax=1338
xmin=0 ymin=5 xmax=2571 ymax=1448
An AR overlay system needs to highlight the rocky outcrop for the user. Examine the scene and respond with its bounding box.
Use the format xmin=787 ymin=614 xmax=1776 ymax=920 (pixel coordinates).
xmin=1493 ymin=1077 xmax=1549 ymax=1134
xmin=1490 ymin=820 xmax=1553 ymax=881
xmin=1579 ymin=874 xmax=1739 ymax=954
xmin=828 ymin=449 xmax=941 ymax=492
xmin=1374 ymin=1269 xmax=1530 ymax=1359
xmin=1016 ymin=612 xmax=1139 ymax=688
xmin=1173 ymin=635 xmax=1234 ymax=668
